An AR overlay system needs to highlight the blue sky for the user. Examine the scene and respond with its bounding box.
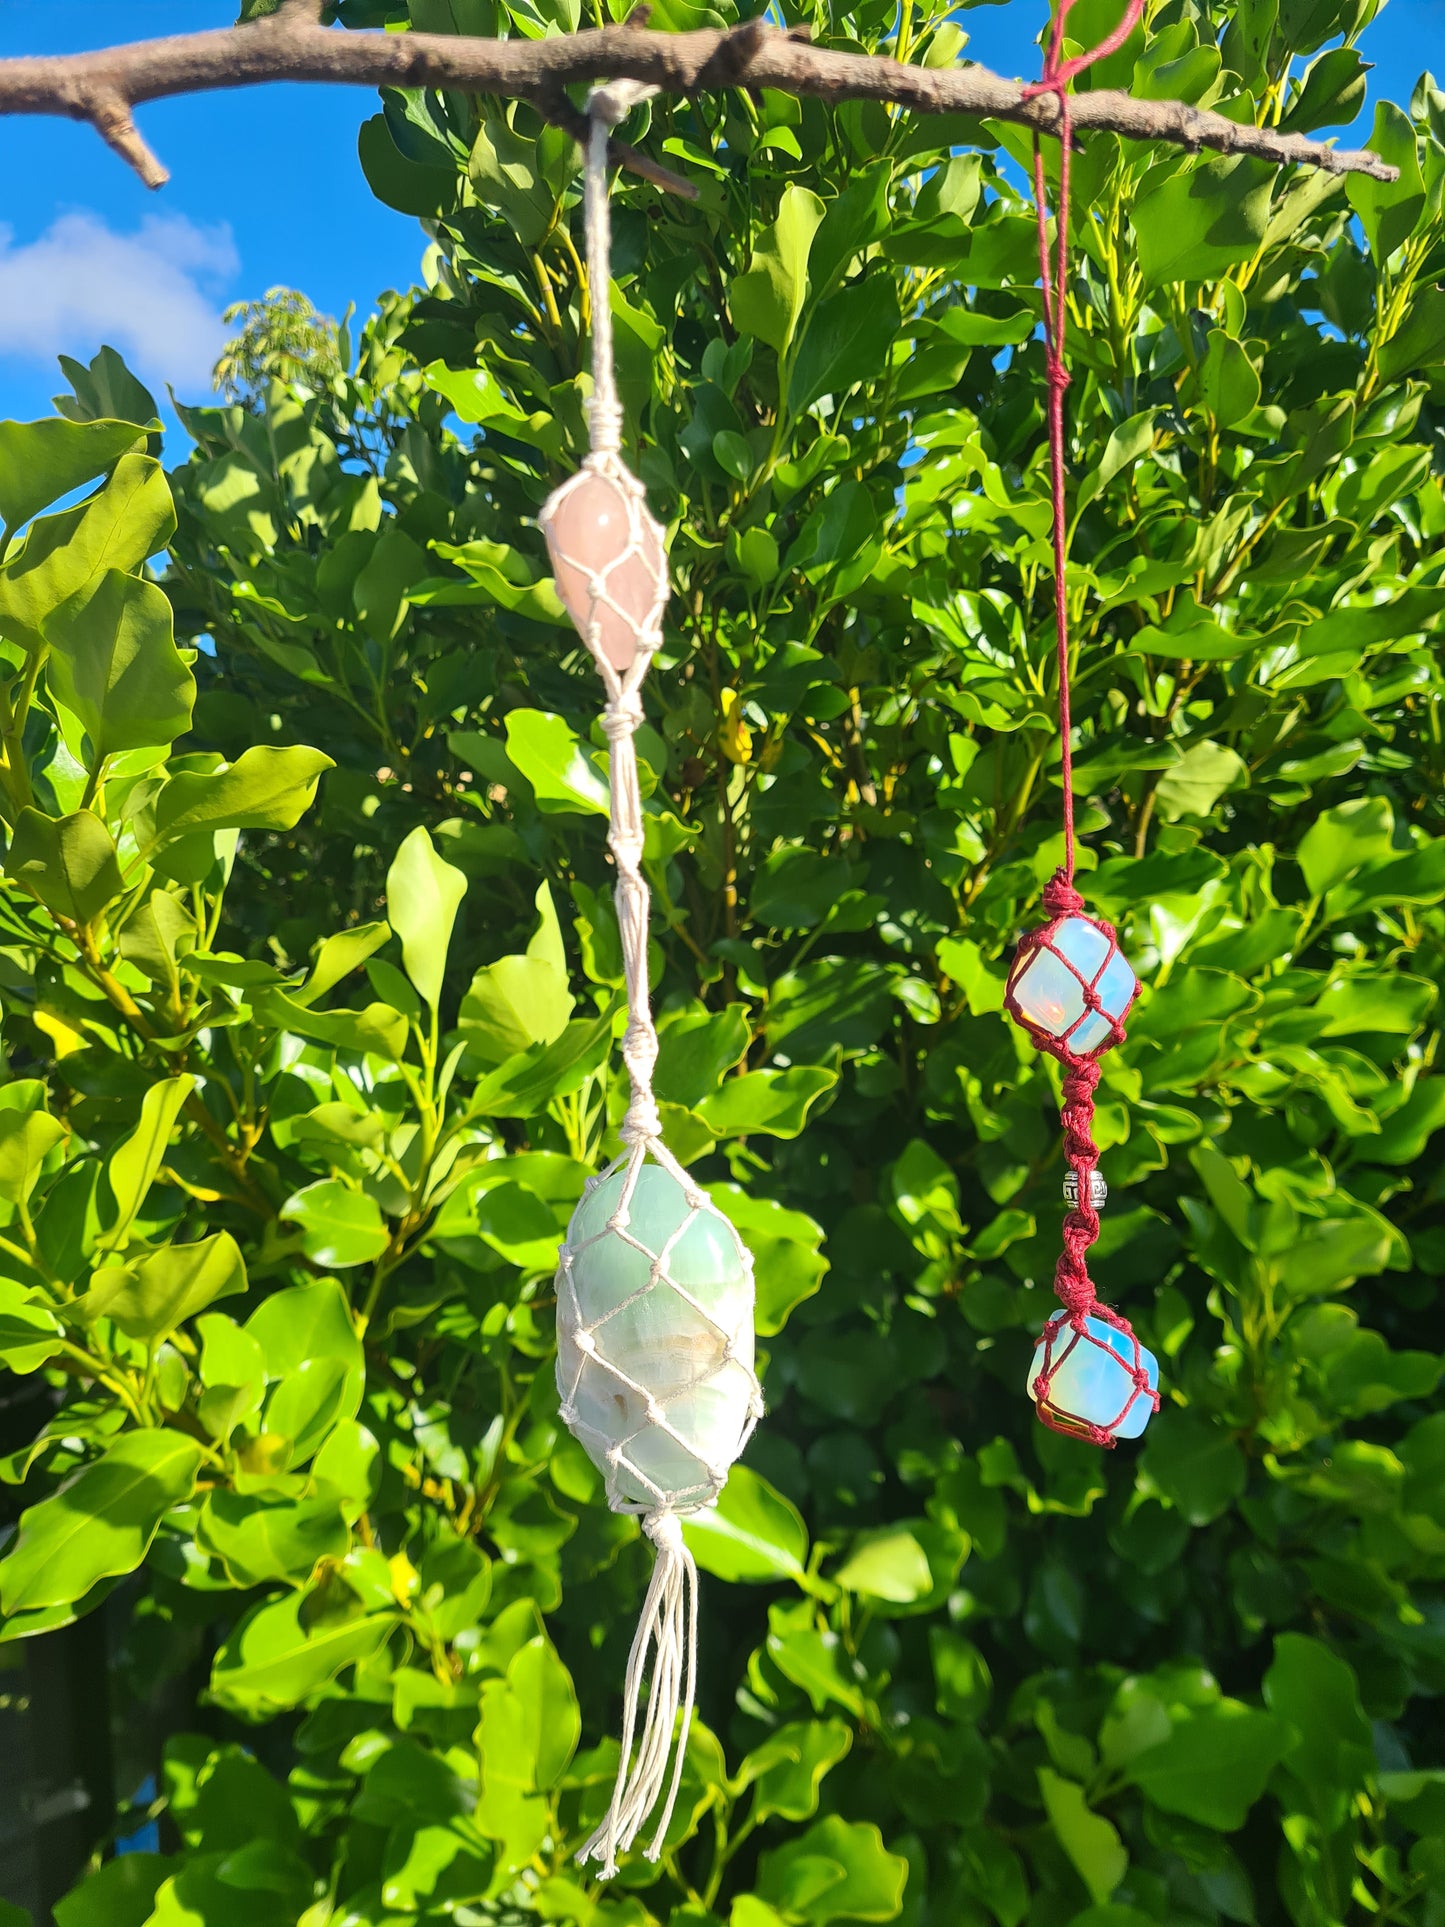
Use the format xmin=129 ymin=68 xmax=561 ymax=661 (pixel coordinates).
xmin=0 ymin=0 xmax=1439 ymax=428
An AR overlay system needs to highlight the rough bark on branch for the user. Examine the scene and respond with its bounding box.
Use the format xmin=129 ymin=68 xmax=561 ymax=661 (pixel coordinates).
xmin=0 ymin=12 xmax=1398 ymax=194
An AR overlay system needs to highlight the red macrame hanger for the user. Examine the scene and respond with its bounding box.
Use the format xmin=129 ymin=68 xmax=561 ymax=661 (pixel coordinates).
xmin=1002 ymin=0 xmax=1161 ymax=1447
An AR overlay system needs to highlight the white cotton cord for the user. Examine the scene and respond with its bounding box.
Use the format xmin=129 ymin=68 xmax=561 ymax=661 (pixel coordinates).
xmin=583 ymin=80 xmax=656 ymax=459
xmin=577 ymin=1509 xmax=699 ymax=1880
xmin=604 ymin=694 xmax=662 ymax=1148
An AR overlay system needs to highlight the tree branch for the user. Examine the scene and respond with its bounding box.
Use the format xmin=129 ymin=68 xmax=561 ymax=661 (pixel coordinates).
xmin=0 ymin=12 xmax=1398 ymax=196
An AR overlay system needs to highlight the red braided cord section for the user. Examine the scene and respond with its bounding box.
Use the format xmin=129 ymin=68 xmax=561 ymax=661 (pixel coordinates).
xmin=1055 ymin=1058 xmax=1101 ymax=1317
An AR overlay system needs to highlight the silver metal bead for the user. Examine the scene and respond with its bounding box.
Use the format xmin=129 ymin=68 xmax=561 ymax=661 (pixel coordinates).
xmin=1064 ymin=1170 xmax=1107 ymax=1209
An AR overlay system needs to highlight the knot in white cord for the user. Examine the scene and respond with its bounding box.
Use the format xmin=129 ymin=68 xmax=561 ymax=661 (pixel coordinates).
xmin=602 ymin=694 xmax=644 ymax=742
xmin=586 ymin=77 xmax=660 ymax=127
xmin=644 ymin=1507 xmax=684 ymax=1554
xmin=621 ymin=1089 xmax=662 ymax=1145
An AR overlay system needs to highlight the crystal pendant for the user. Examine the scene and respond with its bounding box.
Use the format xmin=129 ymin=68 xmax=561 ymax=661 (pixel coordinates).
xmin=556 ymin=1163 xmax=757 ymax=1510
xmin=1008 ymin=913 xmax=1137 ymax=1056
xmin=542 ymin=467 xmax=667 ymax=673
xmin=1027 ymin=1314 xmax=1158 ymax=1439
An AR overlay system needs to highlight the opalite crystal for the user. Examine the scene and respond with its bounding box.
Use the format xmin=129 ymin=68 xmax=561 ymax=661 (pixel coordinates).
xmin=543 ymin=469 xmax=666 ymax=673
xmin=557 ymin=1163 xmax=755 ymax=1509
xmin=1010 ymin=914 xmax=1137 ymax=1055
xmin=1027 ymin=1314 xmax=1158 ymax=1438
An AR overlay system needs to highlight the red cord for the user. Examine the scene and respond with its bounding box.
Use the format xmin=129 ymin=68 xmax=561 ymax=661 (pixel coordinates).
xmin=1020 ymin=0 xmax=1146 ymax=885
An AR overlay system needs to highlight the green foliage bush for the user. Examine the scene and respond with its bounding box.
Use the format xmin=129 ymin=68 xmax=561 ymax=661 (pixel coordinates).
xmin=2 ymin=0 xmax=1445 ymax=1922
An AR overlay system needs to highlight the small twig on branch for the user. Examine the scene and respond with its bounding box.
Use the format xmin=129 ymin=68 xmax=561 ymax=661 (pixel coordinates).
xmin=0 ymin=14 xmax=1399 ymax=197
xmin=88 ymin=88 xmax=169 ymax=188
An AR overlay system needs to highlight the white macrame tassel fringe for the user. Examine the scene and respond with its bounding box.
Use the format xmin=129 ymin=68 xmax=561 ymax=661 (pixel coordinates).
xmin=577 ymin=1509 xmax=699 ymax=1879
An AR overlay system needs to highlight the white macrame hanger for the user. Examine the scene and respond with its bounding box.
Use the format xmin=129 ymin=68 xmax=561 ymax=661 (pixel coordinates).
xmin=541 ymin=82 xmax=764 ymax=1882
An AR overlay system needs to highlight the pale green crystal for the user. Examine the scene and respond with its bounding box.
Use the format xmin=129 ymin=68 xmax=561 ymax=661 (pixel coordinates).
xmin=557 ymin=1163 xmax=756 ymax=1509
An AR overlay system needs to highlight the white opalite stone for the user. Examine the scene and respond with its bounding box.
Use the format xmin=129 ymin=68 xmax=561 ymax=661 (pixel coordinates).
xmin=1010 ymin=914 xmax=1137 ymax=1054
xmin=1027 ymin=1314 xmax=1158 ymax=1438
xmin=557 ymin=1163 xmax=755 ymax=1508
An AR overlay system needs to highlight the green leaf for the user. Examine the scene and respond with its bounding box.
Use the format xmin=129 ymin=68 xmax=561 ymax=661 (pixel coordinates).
xmin=282 ymin=1179 xmax=390 ymax=1269
xmin=503 ymin=709 xmax=609 ymax=816
xmin=5 ymin=808 xmax=125 ymax=925
xmin=0 ymin=1429 xmax=203 ymax=1615
xmin=0 ymin=416 xmax=143 ymax=536
xmin=1281 ymin=45 xmax=1369 ymax=131
xmin=210 ymin=1590 xmax=392 ymax=1716
xmin=253 ymin=986 xmax=409 ymax=1061
xmin=299 ymin=919 xmax=392 ymax=1006
xmin=1378 ymin=284 xmax=1445 ymax=383
xmin=696 ymin=1065 xmax=837 ymax=1140
xmin=930 ymin=1628 xmax=993 ymax=1722
xmin=1037 ymin=1768 xmax=1127 ymax=1906
xmin=470 ymin=1008 xmax=614 ymax=1118
xmin=684 ymin=1464 xmax=810 ymax=1585
xmin=56 ymin=346 xmax=159 ymax=432
xmin=1141 ymin=1412 xmax=1246 ymax=1526
xmin=53 ymin=1854 xmax=168 ymax=1927
xmin=1131 ymin=155 xmax=1274 ymax=287
xmin=153 ymin=744 xmax=334 ymax=841
xmin=707 ymin=1184 xmax=827 ymax=1335
xmin=1367 ymin=1078 xmax=1445 ymax=1164
xmin=198 ymin=1489 xmax=349 ymax=1587
xmin=44 ymin=568 xmax=195 ymax=761
xmin=195 ymin=1311 xmax=267 ymax=1439
xmin=1347 ymin=102 xmax=1426 ymax=261
xmin=1153 ymin=742 xmax=1247 ymax=821
xmin=0 ymin=451 xmax=173 ymax=654
xmin=834 ymin=1526 xmax=934 ymax=1604
xmin=381 ymin=1823 xmax=494 ymax=1912
xmin=741 ymin=1720 xmax=853 ymax=1826
xmin=656 ymin=1005 xmax=753 ymax=1109
xmin=0 ymin=1105 xmax=65 ymax=1206
xmin=1276 ymin=1214 xmax=1394 ymax=1296
xmin=507 ymin=1636 xmax=580 ymax=1790
xmin=730 ymin=186 xmax=826 ymax=357
xmin=103 ymin=1075 xmax=195 ymax=1251
xmin=1129 ymin=1702 xmax=1288 ymax=1829
xmin=757 ymin=1815 xmax=908 ymax=1925
xmin=1263 ymin=1632 xmax=1373 ymax=1817
xmin=0 ymin=1280 xmax=63 ymax=1373
xmin=422 ymin=362 xmax=563 ymax=460
xmin=1196 ymin=331 xmax=1262 ymax=428
xmin=789 ymin=279 xmax=904 ymax=414
xmin=467 ymin=103 xmax=553 ymax=247
xmin=267 ymin=1354 xmax=354 ymax=1464
xmin=359 ymin=110 xmax=457 ymax=219
xmin=78 ymin=1232 xmax=246 ymax=1342
xmin=459 ymin=882 xmax=574 ymax=1064
xmin=118 ymin=890 xmax=194 ymax=996
xmin=245 ymin=1279 xmax=365 ymax=1446
xmin=1298 ymin=795 xmax=1396 ymax=897
xmin=386 ymin=825 xmax=468 ymax=1012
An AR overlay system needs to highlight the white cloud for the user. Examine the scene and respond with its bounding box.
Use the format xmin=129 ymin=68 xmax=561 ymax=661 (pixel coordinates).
xmin=0 ymin=210 xmax=239 ymax=400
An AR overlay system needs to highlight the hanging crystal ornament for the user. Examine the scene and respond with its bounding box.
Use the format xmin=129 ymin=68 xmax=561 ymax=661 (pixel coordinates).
xmin=1001 ymin=0 xmax=1159 ymax=1448
xmin=544 ymin=82 xmax=763 ymax=1880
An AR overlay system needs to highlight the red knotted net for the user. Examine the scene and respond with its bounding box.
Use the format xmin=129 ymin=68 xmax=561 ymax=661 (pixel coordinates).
xmin=1005 ymin=871 xmax=1158 ymax=1445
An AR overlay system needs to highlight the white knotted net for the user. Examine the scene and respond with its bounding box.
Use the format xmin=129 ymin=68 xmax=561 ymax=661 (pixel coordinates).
xmin=556 ymin=1141 xmax=762 ymax=1520
xmin=541 ymin=81 xmax=764 ymax=1882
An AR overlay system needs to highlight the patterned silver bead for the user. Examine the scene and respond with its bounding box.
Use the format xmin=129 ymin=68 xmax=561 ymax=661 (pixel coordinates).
xmin=1064 ymin=1170 xmax=1108 ymax=1209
